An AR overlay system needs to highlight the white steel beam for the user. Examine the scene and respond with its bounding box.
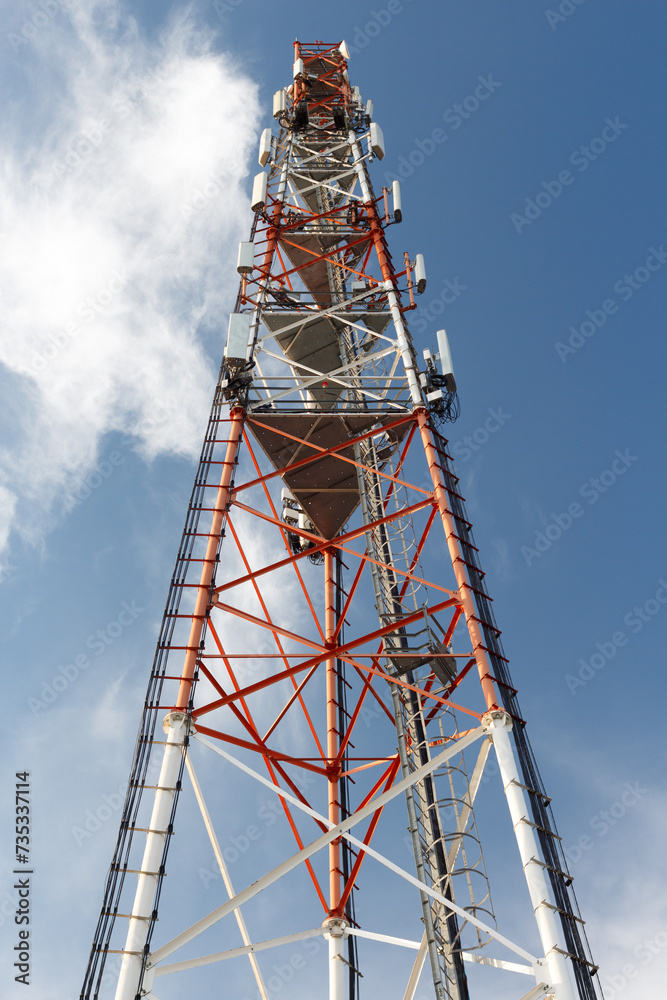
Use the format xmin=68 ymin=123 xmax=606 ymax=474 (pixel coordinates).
xmin=460 ymin=951 xmax=533 ymax=975
xmin=256 ymin=310 xmax=397 ymax=348
xmin=188 ymin=733 xmax=539 ymax=965
xmin=255 ymin=286 xmax=395 ymax=340
xmin=517 ymin=986 xmax=554 ymax=1000
xmin=348 ymin=131 xmax=423 ymax=406
xmin=184 ymin=755 xmax=269 ymax=1000
xmin=485 ymin=711 xmax=574 ymax=1000
xmin=114 ymin=713 xmax=187 ymax=1000
xmin=154 ymin=927 xmax=324 ymax=977
xmin=255 ymin=344 xmax=399 ymax=407
xmin=346 ymin=927 xmax=420 ymax=950
xmin=147 ymin=727 xmax=485 ymax=969
xmin=402 ymin=932 xmax=428 ymax=1000
xmin=289 ymin=170 xmax=360 ymax=202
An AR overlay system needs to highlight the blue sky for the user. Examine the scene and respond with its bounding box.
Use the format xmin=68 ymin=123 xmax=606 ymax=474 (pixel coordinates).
xmin=0 ymin=2 xmax=665 ymax=998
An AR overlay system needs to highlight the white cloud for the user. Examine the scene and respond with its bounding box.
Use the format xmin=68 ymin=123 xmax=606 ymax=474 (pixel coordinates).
xmin=0 ymin=0 xmax=260 ymax=559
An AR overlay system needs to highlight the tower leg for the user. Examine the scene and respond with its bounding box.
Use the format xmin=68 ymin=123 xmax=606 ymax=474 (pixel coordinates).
xmin=325 ymin=549 xmax=341 ymax=917
xmin=324 ymin=550 xmax=347 ymax=1000
xmin=327 ymin=920 xmax=346 ymax=1000
xmin=115 ymin=712 xmax=187 ymax=1000
xmin=484 ymin=711 xmax=575 ymax=1000
xmin=115 ymin=408 xmax=245 ymax=999
xmin=416 ymin=409 xmax=498 ymax=712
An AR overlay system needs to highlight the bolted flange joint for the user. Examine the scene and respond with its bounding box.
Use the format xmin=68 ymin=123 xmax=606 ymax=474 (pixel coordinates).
xmin=323 ymin=916 xmax=348 ymax=940
xmin=162 ymin=711 xmax=194 ymax=737
xmin=481 ymin=708 xmax=513 ymax=736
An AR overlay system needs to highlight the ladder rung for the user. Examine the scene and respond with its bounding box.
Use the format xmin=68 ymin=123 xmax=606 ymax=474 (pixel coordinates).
xmin=488 ymin=675 xmax=518 ymax=695
xmin=511 ymin=778 xmax=551 ymax=804
xmin=531 ymin=856 xmax=572 ymax=885
xmin=519 ymin=818 xmax=561 ymax=840
xmin=543 ymin=901 xmax=585 ymax=924
xmin=480 ymin=644 xmax=510 ymax=664
xmin=130 ymin=784 xmax=179 ymax=792
xmin=112 ymin=867 xmax=165 ymax=875
xmin=452 ymin=532 xmax=478 ymax=552
xmin=126 ymin=827 xmax=175 ymax=835
xmin=553 ymin=947 xmax=598 ymax=973
xmin=472 ymin=615 xmax=501 ymax=636
xmin=101 ymin=949 xmax=145 ymax=955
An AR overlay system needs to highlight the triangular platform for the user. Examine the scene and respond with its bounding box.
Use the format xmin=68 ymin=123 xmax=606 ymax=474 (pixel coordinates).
xmin=246 ymin=412 xmax=410 ymax=538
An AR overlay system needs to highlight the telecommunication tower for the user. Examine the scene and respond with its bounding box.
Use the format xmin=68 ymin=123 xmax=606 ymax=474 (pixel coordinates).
xmin=80 ymin=41 xmax=601 ymax=1000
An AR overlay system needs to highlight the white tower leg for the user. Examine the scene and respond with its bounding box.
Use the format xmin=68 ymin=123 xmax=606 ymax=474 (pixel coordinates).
xmin=325 ymin=917 xmax=347 ymax=1000
xmin=484 ymin=711 xmax=575 ymax=1000
xmin=115 ymin=712 xmax=188 ymax=1000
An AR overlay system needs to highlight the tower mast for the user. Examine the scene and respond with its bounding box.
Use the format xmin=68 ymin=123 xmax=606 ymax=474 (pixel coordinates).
xmin=80 ymin=40 xmax=601 ymax=1000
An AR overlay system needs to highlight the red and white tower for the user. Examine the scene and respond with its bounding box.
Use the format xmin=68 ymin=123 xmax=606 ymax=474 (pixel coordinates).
xmin=80 ymin=41 xmax=601 ymax=1000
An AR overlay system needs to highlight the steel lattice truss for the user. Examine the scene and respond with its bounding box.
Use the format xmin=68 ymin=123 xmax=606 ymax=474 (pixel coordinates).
xmin=80 ymin=41 xmax=601 ymax=1000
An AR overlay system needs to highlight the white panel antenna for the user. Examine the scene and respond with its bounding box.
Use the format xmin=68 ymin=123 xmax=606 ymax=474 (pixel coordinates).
xmin=225 ymin=313 xmax=252 ymax=361
xmin=392 ymin=180 xmax=402 ymax=222
xmin=251 ymin=172 xmax=268 ymax=212
xmin=370 ymin=122 xmax=385 ymax=160
xmin=273 ymin=90 xmax=286 ymax=118
xmin=258 ymin=128 xmax=273 ymax=166
xmin=236 ymin=241 xmax=254 ymax=274
xmin=414 ymin=253 xmax=426 ymax=293
xmin=436 ymin=328 xmax=457 ymax=391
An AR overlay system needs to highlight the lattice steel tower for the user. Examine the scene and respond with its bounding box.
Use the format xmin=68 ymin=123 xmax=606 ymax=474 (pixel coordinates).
xmin=81 ymin=41 xmax=601 ymax=1000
